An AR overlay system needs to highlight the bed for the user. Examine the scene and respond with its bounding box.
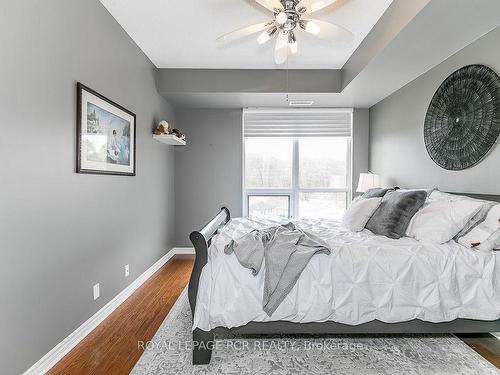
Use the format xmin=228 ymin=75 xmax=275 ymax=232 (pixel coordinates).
xmin=188 ymin=194 xmax=500 ymax=365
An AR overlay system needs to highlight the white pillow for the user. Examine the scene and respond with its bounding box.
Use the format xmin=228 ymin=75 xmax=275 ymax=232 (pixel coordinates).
xmin=457 ymin=204 xmax=500 ymax=252
xmin=342 ymin=197 xmax=382 ymax=232
xmin=427 ymin=190 xmax=480 ymax=203
xmin=406 ymin=192 xmax=485 ymax=244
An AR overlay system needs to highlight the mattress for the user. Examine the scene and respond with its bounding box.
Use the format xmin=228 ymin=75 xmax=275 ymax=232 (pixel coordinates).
xmin=193 ymin=218 xmax=500 ymax=331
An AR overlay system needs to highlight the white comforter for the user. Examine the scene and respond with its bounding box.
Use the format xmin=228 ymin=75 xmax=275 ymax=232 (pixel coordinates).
xmin=193 ymin=218 xmax=500 ymax=331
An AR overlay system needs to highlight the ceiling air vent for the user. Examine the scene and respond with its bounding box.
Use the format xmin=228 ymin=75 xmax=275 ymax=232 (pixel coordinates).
xmin=288 ymin=100 xmax=314 ymax=107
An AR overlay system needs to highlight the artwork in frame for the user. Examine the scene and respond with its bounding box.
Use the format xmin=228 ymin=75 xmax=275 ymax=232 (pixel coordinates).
xmin=77 ymin=83 xmax=136 ymax=176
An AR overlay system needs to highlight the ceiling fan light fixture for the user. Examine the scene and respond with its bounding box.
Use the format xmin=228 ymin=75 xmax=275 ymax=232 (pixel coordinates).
xmin=217 ymin=1 xmax=354 ymax=63
xmin=257 ymin=26 xmax=278 ymax=45
xmin=275 ymin=11 xmax=288 ymax=25
xmin=275 ymin=30 xmax=289 ymax=65
xmin=301 ymin=20 xmax=320 ymax=35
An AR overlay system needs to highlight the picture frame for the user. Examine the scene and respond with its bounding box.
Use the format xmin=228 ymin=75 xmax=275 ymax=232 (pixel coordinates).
xmin=77 ymin=83 xmax=136 ymax=176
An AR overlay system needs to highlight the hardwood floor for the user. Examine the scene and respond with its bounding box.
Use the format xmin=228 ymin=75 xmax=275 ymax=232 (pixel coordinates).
xmin=457 ymin=333 xmax=500 ymax=369
xmin=48 ymin=255 xmax=499 ymax=374
xmin=48 ymin=256 xmax=194 ymax=375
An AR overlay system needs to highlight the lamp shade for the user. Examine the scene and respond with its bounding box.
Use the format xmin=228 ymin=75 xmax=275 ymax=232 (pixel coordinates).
xmin=356 ymin=173 xmax=381 ymax=193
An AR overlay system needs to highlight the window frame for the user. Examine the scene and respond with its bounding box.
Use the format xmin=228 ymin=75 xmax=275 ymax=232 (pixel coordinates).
xmin=242 ymin=134 xmax=352 ymax=219
xmin=247 ymin=194 xmax=292 ymax=219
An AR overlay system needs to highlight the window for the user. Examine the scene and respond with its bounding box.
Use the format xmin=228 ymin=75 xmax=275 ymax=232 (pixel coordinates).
xmin=243 ymin=109 xmax=352 ymax=220
xmin=245 ymin=138 xmax=293 ymax=189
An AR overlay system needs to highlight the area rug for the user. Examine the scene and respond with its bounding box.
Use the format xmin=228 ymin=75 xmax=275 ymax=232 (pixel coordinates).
xmin=132 ymin=289 xmax=498 ymax=374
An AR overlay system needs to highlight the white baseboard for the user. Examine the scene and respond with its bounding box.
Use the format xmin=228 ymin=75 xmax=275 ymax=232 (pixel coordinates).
xmin=172 ymin=247 xmax=195 ymax=255
xmin=492 ymin=332 xmax=500 ymax=340
xmin=24 ymin=248 xmax=192 ymax=375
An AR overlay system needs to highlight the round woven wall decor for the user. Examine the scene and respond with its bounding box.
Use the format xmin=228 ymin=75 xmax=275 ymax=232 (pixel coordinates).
xmin=424 ymin=64 xmax=500 ymax=170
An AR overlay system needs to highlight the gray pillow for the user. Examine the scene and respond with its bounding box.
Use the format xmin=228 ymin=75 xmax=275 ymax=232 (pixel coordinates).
xmin=365 ymin=190 xmax=428 ymax=239
xmin=362 ymin=188 xmax=394 ymax=199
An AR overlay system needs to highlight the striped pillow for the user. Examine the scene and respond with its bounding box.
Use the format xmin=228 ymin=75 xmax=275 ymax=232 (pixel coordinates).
xmin=457 ymin=204 xmax=500 ymax=252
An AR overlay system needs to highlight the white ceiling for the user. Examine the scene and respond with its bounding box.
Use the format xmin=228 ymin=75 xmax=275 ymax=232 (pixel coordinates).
xmin=157 ymin=0 xmax=500 ymax=108
xmin=99 ymin=0 xmax=393 ymax=69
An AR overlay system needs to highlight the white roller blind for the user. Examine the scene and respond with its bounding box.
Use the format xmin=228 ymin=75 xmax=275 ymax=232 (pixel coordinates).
xmin=244 ymin=108 xmax=352 ymax=137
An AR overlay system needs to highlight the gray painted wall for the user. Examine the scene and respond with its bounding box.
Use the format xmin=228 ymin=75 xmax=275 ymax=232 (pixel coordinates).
xmin=341 ymin=0 xmax=431 ymax=89
xmin=157 ymin=69 xmax=342 ymax=94
xmin=174 ymin=108 xmax=369 ymax=246
xmin=370 ymin=26 xmax=500 ymax=194
xmin=174 ymin=109 xmax=243 ymax=246
xmin=0 ymin=1 xmax=174 ymax=373
xmin=352 ymin=109 xmax=370 ymax=195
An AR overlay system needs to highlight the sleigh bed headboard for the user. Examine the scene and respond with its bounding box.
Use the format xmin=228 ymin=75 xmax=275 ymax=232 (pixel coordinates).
xmin=455 ymin=192 xmax=500 ymax=203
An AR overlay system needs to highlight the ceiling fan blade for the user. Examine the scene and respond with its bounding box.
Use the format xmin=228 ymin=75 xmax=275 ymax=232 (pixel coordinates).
xmin=255 ymin=0 xmax=284 ymax=12
xmin=299 ymin=0 xmax=338 ymax=14
xmin=274 ymin=30 xmax=288 ymax=65
xmin=216 ymin=21 xmax=274 ymax=44
xmin=302 ymin=19 xmax=354 ymax=42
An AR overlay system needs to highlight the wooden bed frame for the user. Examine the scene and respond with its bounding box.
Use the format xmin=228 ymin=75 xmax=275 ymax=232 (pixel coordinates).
xmin=188 ymin=196 xmax=500 ymax=365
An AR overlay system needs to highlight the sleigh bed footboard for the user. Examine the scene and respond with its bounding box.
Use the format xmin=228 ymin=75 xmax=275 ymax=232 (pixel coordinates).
xmin=188 ymin=207 xmax=230 ymax=365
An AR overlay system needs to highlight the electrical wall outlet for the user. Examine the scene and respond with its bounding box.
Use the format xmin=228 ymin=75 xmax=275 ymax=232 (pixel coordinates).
xmin=93 ymin=283 xmax=100 ymax=300
xmin=125 ymin=264 xmax=130 ymax=277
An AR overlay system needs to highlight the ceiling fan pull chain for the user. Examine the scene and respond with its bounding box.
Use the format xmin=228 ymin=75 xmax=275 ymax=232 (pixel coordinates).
xmin=286 ymin=53 xmax=290 ymax=103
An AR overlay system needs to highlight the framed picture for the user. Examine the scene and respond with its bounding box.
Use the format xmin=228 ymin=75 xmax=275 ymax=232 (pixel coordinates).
xmin=77 ymin=83 xmax=136 ymax=176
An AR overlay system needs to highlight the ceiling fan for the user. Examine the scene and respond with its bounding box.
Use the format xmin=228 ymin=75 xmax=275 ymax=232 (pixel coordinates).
xmin=217 ymin=0 xmax=354 ymax=65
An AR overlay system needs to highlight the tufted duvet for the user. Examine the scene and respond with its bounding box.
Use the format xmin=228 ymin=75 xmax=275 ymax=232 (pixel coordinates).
xmin=192 ymin=218 xmax=500 ymax=331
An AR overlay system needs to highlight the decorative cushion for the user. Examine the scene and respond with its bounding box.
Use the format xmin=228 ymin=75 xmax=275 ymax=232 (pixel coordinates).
xmin=362 ymin=188 xmax=394 ymax=199
xmin=342 ymin=197 xmax=382 ymax=232
xmin=457 ymin=204 xmax=500 ymax=251
xmin=454 ymin=201 xmax=495 ymax=239
xmin=365 ymin=190 xmax=428 ymax=239
xmin=406 ymin=191 xmax=485 ymax=245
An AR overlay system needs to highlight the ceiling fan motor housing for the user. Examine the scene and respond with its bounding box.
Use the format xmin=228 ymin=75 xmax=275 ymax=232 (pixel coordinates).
xmin=277 ymin=0 xmax=302 ymax=32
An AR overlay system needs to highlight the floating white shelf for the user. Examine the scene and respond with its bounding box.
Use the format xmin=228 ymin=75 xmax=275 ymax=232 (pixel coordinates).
xmin=153 ymin=134 xmax=186 ymax=146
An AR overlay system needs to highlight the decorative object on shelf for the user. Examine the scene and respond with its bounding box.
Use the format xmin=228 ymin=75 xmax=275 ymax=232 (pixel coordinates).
xmin=77 ymin=83 xmax=136 ymax=176
xmin=152 ymin=123 xmax=186 ymax=146
xmin=154 ymin=120 xmax=171 ymax=135
xmin=356 ymin=172 xmax=381 ymax=193
xmin=216 ymin=0 xmax=353 ymax=65
xmin=171 ymin=128 xmax=186 ymax=141
xmin=424 ymin=64 xmax=500 ymax=171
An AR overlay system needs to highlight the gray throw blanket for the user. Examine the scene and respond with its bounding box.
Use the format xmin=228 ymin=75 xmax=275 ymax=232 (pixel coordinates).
xmin=224 ymin=223 xmax=330 ymax=316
